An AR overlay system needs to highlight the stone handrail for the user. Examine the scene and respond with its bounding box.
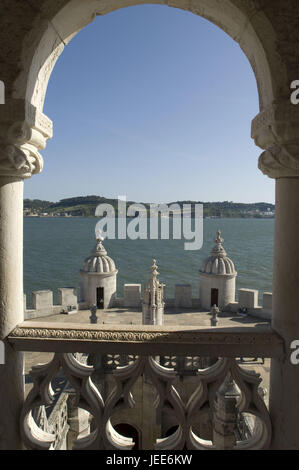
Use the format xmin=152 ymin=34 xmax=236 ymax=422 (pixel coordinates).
xmin=8 ymin=321 xmax=284 ymax=358
xmin=8 ymin=321 xmax=284 ymax=450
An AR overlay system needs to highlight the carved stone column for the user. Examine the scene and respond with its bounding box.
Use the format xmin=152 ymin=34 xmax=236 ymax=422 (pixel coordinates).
xmin=0 ymin=100 xmax=52 ymax=449
xmin=252 ymin=102 xmax=299 ymax=449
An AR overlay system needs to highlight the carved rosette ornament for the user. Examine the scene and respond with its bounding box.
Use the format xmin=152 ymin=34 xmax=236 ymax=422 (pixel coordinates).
xmin=0 ymin=101 xmax=52 ymax=179
xmin=251 ymin=102 xmax=299 ymax=178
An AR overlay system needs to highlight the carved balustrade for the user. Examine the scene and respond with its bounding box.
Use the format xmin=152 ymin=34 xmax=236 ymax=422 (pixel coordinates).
xmin=8 ymin=321 xmax=284 ymax=450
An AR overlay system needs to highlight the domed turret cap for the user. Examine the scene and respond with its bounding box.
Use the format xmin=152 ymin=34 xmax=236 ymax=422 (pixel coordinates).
xmin=200 ymin=231 xmax=236 ymax=276
xmin=81 ymin=233 xmax=117 ymax=274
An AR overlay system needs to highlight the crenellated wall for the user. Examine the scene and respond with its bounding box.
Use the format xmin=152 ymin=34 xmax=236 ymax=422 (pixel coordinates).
xmin=24 ymin=284 xmax=273 ymax=320
xmin=236 ymin=288 xmax=272 ymax=321
xmin=24 ymin=288 xmax=78 ymax=320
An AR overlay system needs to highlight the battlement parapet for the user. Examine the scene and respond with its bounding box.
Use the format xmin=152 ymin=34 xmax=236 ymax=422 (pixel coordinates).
xmin=24 ymin=288 xmax=78 ymax=320
xmin=24 ymin=284 xmax=272 ymax=320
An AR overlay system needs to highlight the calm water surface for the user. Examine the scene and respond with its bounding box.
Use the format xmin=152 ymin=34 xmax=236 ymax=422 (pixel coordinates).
xmin=24 ymin=217 xmax=274 ymax=307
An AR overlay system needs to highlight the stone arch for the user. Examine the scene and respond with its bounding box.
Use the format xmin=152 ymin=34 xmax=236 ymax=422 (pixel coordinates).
xmin=114 ymin=422 xmax=141 ymax=450
xmin=10 ymin=0 xmax=288 ymax=115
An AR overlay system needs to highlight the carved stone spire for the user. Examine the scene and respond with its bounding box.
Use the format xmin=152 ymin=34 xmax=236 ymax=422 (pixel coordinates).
xmin=213 ymin=373 xmax=240 ymax=449
xmin=142 ymin=259 xmax=165 ymax=325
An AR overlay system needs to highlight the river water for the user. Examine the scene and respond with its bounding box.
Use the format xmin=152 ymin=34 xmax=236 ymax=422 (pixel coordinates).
xmin=24 ymin=217 xmax=274 ymax=307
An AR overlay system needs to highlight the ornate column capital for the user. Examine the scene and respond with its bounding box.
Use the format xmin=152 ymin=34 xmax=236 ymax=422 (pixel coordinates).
xmin=251 ymin=102 xmax=299 ymax=179
xmin=0 ymin=99 xmax=53 ymax=179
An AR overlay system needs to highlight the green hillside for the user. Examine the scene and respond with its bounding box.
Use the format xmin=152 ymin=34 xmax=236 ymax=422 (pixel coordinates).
xmin=24 ymin=196 xmax=275 ymax=218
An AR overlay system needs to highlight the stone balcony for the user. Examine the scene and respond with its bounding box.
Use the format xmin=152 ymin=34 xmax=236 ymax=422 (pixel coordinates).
xmin=8 ymin=315 xmax=283 ymax=450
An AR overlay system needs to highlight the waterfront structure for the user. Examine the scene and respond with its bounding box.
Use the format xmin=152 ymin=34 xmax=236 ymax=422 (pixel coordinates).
xmin=199 ymin=231 xmax=237 ymax=311
xmin=19 ymin=240 xmax=271 ymax=449
xmin=80 ymin=235 xmax=118 ymax=310
xmin=1 ymin=0 xmax=299 ymax=451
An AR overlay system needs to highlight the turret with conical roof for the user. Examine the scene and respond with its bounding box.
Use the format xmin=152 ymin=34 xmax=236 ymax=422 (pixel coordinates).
xmin=199 ymin=231 xmax=237 ymax=311
xmin=79 ymin=231 xmax=118 ymax=310
xmin=81 ymin=237 xmax=117 ymax=274
xmin=200 ymin=230 xmax=236 ymax=276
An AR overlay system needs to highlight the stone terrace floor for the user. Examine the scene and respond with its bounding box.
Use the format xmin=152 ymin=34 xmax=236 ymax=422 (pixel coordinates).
xmin=24 ymin=308 xmax=271 ymax=404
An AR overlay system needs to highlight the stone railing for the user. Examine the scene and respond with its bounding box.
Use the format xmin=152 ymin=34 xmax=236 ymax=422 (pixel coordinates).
xmin=101 ymin=353 xmax=212 ymax=375
xmin=8 ymin=322 xmax=283 ymax=450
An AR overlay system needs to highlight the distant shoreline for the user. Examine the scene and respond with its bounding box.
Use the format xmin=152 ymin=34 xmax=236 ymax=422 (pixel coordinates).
xmin=23 ymin=196 xmax=275 ymax=219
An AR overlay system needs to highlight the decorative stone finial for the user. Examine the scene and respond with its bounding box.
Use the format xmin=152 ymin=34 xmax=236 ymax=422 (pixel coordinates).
xmin=89 ymin=305 xmax=98 ymax=324
xmin=215 ymin=230 xmax=224 ymax=245
xmin=93 ymin=229 xmax=107 ymax=255
xmin=150 ymin=259 xmax=159 ymax=279
xmin=210 ymin=304 xmax=220 ymax=326
xmin=211 ymin=230 xmax=227 ymax=258
xmin=95 ymin=228 xmax=104 ymax=242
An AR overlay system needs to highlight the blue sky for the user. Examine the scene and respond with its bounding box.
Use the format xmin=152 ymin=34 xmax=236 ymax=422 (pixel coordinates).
xmin=24 ymin=5 xmax=275 ymax=204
